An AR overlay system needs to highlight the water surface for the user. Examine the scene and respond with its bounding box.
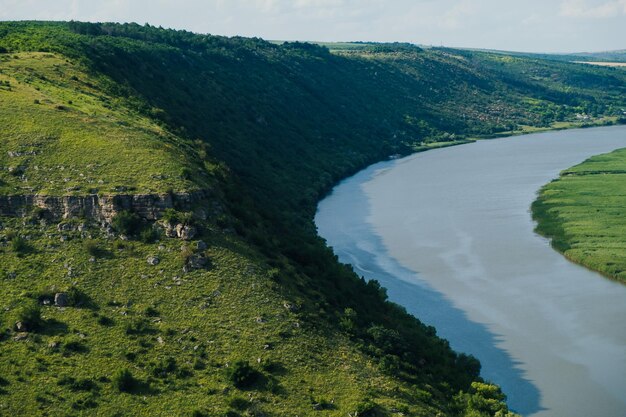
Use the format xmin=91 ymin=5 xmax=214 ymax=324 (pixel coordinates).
xmin=316 ymin=126 xmax=626 ymax=417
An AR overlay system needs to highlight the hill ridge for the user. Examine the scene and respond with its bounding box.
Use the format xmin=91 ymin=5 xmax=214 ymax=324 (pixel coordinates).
xmin=1 ymin=21 xmax=625 ymax=416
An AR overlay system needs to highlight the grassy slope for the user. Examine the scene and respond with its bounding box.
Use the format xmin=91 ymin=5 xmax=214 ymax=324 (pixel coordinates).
xmin=533 ymin=147 xmax=626 ymax=283
xmin=1 ymin=21 xmax=626 ymax=416
xmin=2 ymin=216 xmax=431 ymax=416
xmin=0 ymin=24 xmax=518 ymax=417
xmin=0 ymin=52 xmax=211 ymax=196
xmin=0 ymin=55 xmax=454 ymax=417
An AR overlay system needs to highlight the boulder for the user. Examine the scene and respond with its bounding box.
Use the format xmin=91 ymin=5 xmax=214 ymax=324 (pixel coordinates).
xmin=195 ymin=240 xmax=207 ymax=251
xmin=57 ymin=222 xmax=73 ymax=232
xmin=176 ymin=224 xmax=197 ymax=240
xmin=54 ymin=292 xmax=69 ymax=307
xmin=15 ymin=321 xmax=27 ymax=332
xmin=147 ymin=256 xmax=160 ymax=266
xmin=13 ymin=332 xmax=29 ymax=341
xmin=183 ymin=254 xmax=208 ymax=272
xmin=163 ymin=222 xmax=177 ymax=238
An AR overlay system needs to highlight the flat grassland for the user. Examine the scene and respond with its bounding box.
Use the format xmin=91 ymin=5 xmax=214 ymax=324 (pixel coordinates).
xmin=574 ymin=61 xmax=626 ymax=68
xmin=533 ymin=147 xmax=626 ymax=283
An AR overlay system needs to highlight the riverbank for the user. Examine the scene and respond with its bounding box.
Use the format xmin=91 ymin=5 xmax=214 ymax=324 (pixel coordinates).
xmin=532 ymin=145 xmax=626 ymax=284
xmin=316 ymin=125 xmax=626 ymax=417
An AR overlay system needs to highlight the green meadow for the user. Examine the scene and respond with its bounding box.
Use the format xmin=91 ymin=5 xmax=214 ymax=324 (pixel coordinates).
xmin=533 ymin=147 xmax=626 ymax=283
xmin=0 ymin=52 xmax=209 ymax=196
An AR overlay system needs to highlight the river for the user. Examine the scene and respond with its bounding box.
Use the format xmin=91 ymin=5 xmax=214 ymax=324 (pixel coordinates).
xmin=315 ymin=125 xmax=626 ymax=417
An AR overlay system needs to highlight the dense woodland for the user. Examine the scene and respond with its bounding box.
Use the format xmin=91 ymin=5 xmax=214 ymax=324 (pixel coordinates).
xmin=0 ymin=21 xmax=625 ymax=416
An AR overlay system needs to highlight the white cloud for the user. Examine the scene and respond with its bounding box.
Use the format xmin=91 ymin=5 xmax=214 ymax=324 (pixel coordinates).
xmin=0 ymin=0 xmax=624 ymax=52
xmin=560 ymin=0 xmax=626 ymax=18
xmin=441 ymin=0 xmax=478 ymax=29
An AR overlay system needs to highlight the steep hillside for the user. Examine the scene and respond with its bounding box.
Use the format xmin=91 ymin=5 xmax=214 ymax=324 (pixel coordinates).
xmin=1 ymin=21 xmax=625 ymax=416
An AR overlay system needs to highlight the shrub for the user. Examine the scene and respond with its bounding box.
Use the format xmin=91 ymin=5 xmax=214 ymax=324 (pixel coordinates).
xmin=58 ymin=376 xmax=97 ymax=392
xmin=144 ymin=306 xmax=159 ymax=317
xmin=354 ymin=399 xmax=379 ymax=416
xmin=65 ymin=286 xmax=92 ymax=308
xmin=114 ymin=369 xmax=139 ymax=393
xmin=227 ymin=396 xmax=249 ymax=410
xmin=112 ymin=211 xmax=142 ymax=236
xmin=162 ymin=208 xmax=194 ymax=226
xmin=14 ymin=300 xmax=42 ymax=331
xmin=150 ymin=357 xmax=177 ymax=378
xmin=97 ymin=315 xmax=114 ymax=326
xmin=62 ymin=339 xmax=88 ymax=355
xmin=226 ymin=361 xmax=259 ymax=388
xmin=161 ymin=208 xmax=181 ymax=224
xmin=139 ymin=227 xmax=159 ymax=243
xmin=83 ymin=240 xmax=103 ymax=257
xmin=125 ymin=318 xmax=156 ymax=336
xmin=10 ymin=236 xmax=32 ymax=255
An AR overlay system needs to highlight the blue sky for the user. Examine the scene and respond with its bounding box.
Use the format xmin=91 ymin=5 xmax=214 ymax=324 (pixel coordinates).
xmin=1 ymin=0 xmax=625 ymax=52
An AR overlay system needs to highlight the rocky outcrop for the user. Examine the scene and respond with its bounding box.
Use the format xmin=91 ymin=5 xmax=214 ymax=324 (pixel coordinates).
xmin=0 ymin=190 xmax=211 ymax=223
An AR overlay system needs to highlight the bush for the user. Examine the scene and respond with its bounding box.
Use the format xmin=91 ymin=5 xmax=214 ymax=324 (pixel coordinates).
xmin=14 ymin=300 xmax=42 ymax=332
xmin=112 ymin=211 xmax=142 ymax=236
xmin=226 ymin=361 xmax=259 ymax=388
xmin=66 ymin=286 xmax=93 ymax=308
xmin=139 ymin=227 xmax=159 ymax=243
xmin=114 ymin=369 xmax=139 ymax=393
xmin=10 ymin=236 xmax=32 ymax=255
xmin=62 ymin=339 xmax=88 ymax=355
xmin=162 ymin=208 xmax=193 ymax=226
xmin=57 ymin=376 xmax=97 ymax=392
xmin=150 ymin=357 xmax=177 ymax=378
xmin=97 ymin=315 xmax=114 ymax=326
xmin=83 ymin=240 xmax=103 ymax=257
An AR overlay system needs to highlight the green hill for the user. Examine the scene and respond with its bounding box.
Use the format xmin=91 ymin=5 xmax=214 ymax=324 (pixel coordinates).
xmin=1 ymin=21 xmax=625 ymax=416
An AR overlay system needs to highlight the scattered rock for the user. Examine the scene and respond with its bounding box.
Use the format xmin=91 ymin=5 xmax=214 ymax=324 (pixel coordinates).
xmin=13 ymin=332 xmax=29 ymax=341
xmin=147 ymin=256 xmax=160 ymax=266
xmin=57 ymin=222 xmax=73 ymax=232
xmin=255 ymin=317 xmax=266 ymax=324
xmin=163 ymin=222 xmax=177 ymax=238
xmin=195 ymin=240 xmax=207 ymax=251
xmin=55 ymin=292 xmax=69 ymax=307
xmin=176 ymin=224 xmax=197 ymax=240
xmin=283 ymin=302 xmax=297 ymax=312
xmin=157 ymin=336 xmax=165 ymax=345
xmin=15 ymin=321 xmax=27 ymax=332
xmin=183 ymin=254 xmax=208 ymax=272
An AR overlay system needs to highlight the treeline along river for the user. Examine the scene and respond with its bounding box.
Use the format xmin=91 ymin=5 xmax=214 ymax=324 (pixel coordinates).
xmin=316 ymin=126 xmax=626 ymax=417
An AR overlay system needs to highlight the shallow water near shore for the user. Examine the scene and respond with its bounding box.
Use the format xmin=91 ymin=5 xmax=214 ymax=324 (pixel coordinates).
xmin=316 ymin=125 xmax=626 ymax=417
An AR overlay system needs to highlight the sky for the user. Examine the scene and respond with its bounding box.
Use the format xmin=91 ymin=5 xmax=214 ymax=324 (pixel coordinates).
xmin=0 ymin=0 xmax=625 ymax=53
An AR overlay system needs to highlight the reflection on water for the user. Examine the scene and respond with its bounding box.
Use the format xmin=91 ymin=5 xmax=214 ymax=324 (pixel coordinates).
xmin=316 ymin=126 xmax=626 ymax=417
